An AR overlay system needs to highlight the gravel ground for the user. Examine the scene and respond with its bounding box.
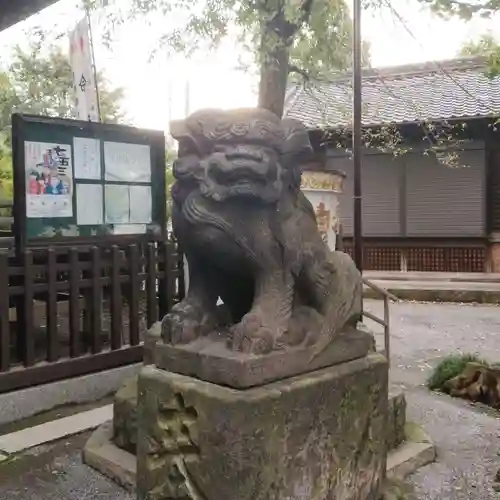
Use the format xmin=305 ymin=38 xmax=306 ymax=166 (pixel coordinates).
xmin=365 ymin=300 xmax=500 ymax=500
xmin=1 ymin=299 xmax=500 ymax=499
xmin=0 ymin=433 xmax=133 ymax=500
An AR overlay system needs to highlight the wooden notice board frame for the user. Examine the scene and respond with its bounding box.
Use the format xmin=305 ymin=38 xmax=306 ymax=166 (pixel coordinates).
xmin=12 ymin=114 xmax=167 ymax=252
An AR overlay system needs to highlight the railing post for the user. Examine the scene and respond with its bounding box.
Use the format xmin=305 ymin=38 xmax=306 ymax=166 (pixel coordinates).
xmin=383 ymin=295 xmax=390 ymax=368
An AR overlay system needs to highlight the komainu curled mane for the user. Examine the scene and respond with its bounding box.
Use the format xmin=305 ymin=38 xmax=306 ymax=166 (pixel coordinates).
xmin=164 ymin=108 xmax=362 ymax=356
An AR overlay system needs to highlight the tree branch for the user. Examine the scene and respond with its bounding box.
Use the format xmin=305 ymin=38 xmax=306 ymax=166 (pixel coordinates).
xmin=297 ymin=0 xmax=315 ymax=26
xmin=288 ymin=64 xmax=311 ymax=81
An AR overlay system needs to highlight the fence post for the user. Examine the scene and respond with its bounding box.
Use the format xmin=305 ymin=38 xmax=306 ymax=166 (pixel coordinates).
xmin=90 ymin=246 xmax=103 ymax=353
xmin=20 ymin=250 xmax=35 ymax=367
xmin=46 ymin=249 xmax=59 ymax=362
xmin=69 ymin=248 xmax=81 ymax=358
xmin=128 ymin=244 xmax=140 ymax=346
xmin=0 ymin=252 xmax=9 ymax=372
xmin=146 ymin=243 xmax=158 ymax=328
xmin=110 ymin=245 xmax=123 ymax=350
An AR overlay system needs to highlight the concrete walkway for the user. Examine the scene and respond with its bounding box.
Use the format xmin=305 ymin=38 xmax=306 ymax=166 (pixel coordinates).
xmin=0 ymin=300 xmax=499 ymax=499
xmin=364 ymin=271 xmax=500 ymax=303
xmin=365 ymin=271 xmax=500 ymax=283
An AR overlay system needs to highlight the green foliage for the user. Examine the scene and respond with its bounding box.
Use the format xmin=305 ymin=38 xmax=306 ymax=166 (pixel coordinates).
xmin=460 ymin=33 xmax=499 ymax=56
xmin=0 ymin=153 xmax=13 ymax=217
xmin=0 ymin=36 xmax=126 ymax=140
xmin=458 ymin=33 xmax=500 ymax=77
xmin=420 ymin=1 xmax=500 ymax=76
xmin=94 ymin=0 xmax=370 ymax=115
xmin=427 ymin=353 xmax=488 ymax=391
xmin=419 ymin=0 xmax=500 ymax=19
xmin=287 ymin=0 xmax=371 ymax=81
xmin=165 ymin=149 xmax=176 ymax=219
xmin=0 ymin=36 xmax=125 ymax=202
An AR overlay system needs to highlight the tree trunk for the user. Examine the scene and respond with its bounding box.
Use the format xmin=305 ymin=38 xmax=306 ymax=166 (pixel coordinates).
xmin=257 ymin=25 xmax=290 ymax=118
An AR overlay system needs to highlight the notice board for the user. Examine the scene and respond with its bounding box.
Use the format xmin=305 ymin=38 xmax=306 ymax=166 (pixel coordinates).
xmin=11 ymin=114 xmax=167 ymax=251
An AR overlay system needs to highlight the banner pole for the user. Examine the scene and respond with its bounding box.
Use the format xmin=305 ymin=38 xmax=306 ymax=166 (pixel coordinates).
xmin=85 ymin=4 xmax=102 ymax=122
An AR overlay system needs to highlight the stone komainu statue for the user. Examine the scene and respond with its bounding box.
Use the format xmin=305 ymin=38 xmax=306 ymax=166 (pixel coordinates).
xmin=164 ymin=108 xmax=362 ymax=356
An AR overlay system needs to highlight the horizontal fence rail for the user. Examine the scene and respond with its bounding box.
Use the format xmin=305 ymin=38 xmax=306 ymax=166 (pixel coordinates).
xmin=0 ymin=241 xmax=183 ymax=393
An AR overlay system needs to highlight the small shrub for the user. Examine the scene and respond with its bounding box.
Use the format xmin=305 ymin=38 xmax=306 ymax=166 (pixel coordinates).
xmin=427 ymin=353 xmax=488 ymax=391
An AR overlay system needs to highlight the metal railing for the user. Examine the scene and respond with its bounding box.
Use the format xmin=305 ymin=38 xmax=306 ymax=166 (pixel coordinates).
xmin=362 ymin=277 xmax=399 ymax=367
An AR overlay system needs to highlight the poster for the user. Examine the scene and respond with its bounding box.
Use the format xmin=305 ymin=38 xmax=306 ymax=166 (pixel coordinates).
xmin=129 ymin=185 xmax=152 ymax=224
xmin=105 ymin=184 xmax=130 ymax=224
xmin=69 ymin=17 xmax=99 ymax=122
xmin=25 ymin=141 xmax=73 ymax=218
xmin=104 ymin=142 xmax=151 ymax=182
xmin=74 ymin=137 xmax=101 ymax=179
xmin=76 ymin=183 xmax=103 ymax=225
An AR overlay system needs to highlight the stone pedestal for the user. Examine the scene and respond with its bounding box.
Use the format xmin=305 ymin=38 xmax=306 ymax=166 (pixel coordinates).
xmin=136 ymin=351 xmax=388 ymax=500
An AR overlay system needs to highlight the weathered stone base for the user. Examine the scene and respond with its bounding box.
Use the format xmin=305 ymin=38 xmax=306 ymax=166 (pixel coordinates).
xmin=83 ymin=391 xmax=434 ymax=494
xmin=387 ymin=387 xmax=407 ymax=450
xmin=83 ymin=421 xmax=136 ymax=492
xmin=386 ymin=423 xmax=436 ymax=481
xmin=136 ymin=354 xmax=388 ymax=500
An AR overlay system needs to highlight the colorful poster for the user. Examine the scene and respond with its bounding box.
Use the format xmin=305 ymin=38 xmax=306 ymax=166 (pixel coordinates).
xmin=69 ymin=17 xmax=99 ymax=122
xmin=25 ymin=141 xmax=73 ymax=218
xmin=76 ymin=183 xmax=103 ymax=225
xmin=104 ymin=142 xmax=151 ymax=182
xmin=73 ymin=137 xmax=101 ymax=179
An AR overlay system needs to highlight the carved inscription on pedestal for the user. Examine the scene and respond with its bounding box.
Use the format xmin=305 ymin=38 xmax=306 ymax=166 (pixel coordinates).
xmin=146 ymin=393 xmax=206 ymax=500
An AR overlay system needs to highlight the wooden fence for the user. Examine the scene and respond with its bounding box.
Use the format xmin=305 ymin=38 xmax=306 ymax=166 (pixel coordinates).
xmin=0 ymin=241 xmax=183 ymax=393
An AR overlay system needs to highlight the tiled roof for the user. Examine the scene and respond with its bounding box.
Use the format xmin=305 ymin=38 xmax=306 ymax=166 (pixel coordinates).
xmin=283 ymin=57 xmax=500 ymax=128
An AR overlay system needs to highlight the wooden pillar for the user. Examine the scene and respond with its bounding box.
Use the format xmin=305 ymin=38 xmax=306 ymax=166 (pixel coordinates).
xmin=486 ymin=139 xmax=500 ymax=272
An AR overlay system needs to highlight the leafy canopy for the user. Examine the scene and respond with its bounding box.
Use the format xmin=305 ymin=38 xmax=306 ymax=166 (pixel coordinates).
xmin=0 ymin=35 xmax=126 ymax=200
xmin=419 ymin=0 xmax=500 ymax=19
xmin=0 ymin=36 xmax=125 ymax=138
xmin=94 ymin=0 xmax=369 ymax=85
xmin=458 ymin=33 xmax=500 ymax=77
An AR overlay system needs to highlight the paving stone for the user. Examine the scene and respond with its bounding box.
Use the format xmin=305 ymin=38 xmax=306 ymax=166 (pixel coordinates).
xmin=0 ymin=405 xmax=112 ymax=454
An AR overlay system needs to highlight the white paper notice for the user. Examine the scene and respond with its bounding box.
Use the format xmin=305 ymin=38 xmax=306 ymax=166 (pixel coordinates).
xmin=111 ymin=224 xmax=147 ymax=235
xmin=105 ymin=184 xmax=130 ymax=224
xmin=104 ymin=142 xmax=151 ymax=182
xmin=25 ymin=141 xmax=73 ymax=218
xmin=129 ymin=185 xmax=152 ymax=224
xmin=73 ymin=137 xmax=101 ymax=180
xmin=76 ymin=184 xmax=103 ymax=225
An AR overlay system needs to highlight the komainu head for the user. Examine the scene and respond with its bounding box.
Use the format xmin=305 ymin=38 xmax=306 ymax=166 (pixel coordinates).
xmin=170 ymin=108 xmax=313 ymax=204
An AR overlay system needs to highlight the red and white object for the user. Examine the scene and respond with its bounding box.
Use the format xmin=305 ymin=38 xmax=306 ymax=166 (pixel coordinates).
xmin=69 ymin=17 xmax=99 ymax=122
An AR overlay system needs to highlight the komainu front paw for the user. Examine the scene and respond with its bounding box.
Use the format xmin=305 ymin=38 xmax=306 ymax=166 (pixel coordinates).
xmin=162 ymin=300 xmax=214 ymax=345
xmin=228 ymin=309 xmax=278 ymax=355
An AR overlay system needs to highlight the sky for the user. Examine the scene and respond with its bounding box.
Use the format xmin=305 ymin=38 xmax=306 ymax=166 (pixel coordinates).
xmin=0 ymin=0 xmax=498 ymax=131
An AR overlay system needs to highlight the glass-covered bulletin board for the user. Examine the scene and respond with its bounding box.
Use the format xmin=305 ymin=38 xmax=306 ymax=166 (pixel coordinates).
xmin=12 ymin=114 xmax=166 ymax=251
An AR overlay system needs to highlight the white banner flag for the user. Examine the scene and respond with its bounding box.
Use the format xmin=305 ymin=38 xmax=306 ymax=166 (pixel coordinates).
xmin=69 ymin=17 xmax=99 ymax=122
